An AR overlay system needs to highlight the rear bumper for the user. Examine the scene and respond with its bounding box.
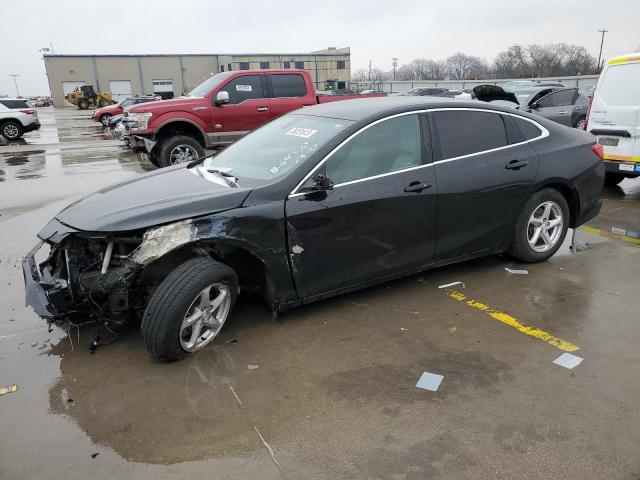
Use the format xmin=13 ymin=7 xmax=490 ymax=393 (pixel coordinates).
xmin=573 ymin=161 xmax=605 ymax=227
xmin=604 ymin=159 xmax=640 ymax=176
xmin=23 ymin=120 xmax=41 ymax=133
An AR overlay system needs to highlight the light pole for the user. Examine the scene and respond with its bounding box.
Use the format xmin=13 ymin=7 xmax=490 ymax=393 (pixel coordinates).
xmin=9 ymin=74 xmax=20 ymax=97
xmin=391 ymin=58 xmax=399 ymax=81
xmin=597 ymin=28 xmax=608 ymax=71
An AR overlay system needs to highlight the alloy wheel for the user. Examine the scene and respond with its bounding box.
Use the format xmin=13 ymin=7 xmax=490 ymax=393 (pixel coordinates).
xmin=179 ymin=283 xmax=232 ymax=352
xmin=170 ymin=145 xmax=198 ymax=164
xmin=101 ymin=115 xmax=111 ymax=126
xmin=527 ymin=201 xmax=563 ymax=253
xmin=3 ymin=124 xmax=20 ymax=139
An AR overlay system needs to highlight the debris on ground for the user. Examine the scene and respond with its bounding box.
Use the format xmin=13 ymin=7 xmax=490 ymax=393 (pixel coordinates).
xmin=505 ymin=267 xmax=529 ymax=275
xmin=0 ymin=384 xmax=18 ymax=396
xmin=247 ymin=364 xmax=259 ymax=370
xmin=31 ymin=341 xmax=38 ymax=347
xmin=400 ymin=327 xmax=408 ymax=331
xmin=91 ymin=453 xmax=99 ymax=459
xmin=448 ymin=327 xmax=457 ymax=334
xmin=438 ymin=281 xmax=465 ymax=289
xmin=225 ymin=338 xmax=238 ymax=344
xmin=416 ymin=372 xmax=444 ymax=392
xmin=553 ymin=352 xmax=583 ymax=369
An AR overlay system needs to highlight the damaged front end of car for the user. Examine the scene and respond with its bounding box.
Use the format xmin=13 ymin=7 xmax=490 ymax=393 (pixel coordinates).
xmin=22 ymin=218 xmax=146 ymax=328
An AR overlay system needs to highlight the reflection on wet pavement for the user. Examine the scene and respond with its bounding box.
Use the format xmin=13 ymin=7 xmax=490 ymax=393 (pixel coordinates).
xmin=1 ymin=109 xmax=640 ymax=479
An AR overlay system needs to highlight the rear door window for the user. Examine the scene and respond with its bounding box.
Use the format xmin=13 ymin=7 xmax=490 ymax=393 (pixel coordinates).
xmin=0 ymin=100 xmax=30 ymax=109
xmin=221 ymin=75 xmax=265 ymax=104
xmin=433 ymin=110 xmax=508 ymax=159
xmin=270 ymin=74 xmax=307 ymax=98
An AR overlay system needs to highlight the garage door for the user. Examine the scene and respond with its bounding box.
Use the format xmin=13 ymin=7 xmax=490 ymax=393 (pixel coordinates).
xmin=153 ymin=79 xmax=174 ymax=99
xmin=62 ymin=81 xmax=86 ymax=97
xmin=109 ymin=80 xmax=132 ymax=102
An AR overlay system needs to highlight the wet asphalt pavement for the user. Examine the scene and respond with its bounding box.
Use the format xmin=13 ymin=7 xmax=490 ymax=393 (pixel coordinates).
xmin=1 ymin=109 xmax=640 ymax=479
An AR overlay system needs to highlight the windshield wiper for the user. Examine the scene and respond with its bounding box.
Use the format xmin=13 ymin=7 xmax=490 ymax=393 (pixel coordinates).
xmin=206 ymin=168 xmax=238 ymax=188
xmin=186 ymin=153 xmax=213 ymax=169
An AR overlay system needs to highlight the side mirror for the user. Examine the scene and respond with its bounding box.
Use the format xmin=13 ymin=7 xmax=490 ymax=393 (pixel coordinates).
xmin=312 ymin=174 xmax=334 ymax=191
xmin=215 ymin=91 xmax=230 ymax=106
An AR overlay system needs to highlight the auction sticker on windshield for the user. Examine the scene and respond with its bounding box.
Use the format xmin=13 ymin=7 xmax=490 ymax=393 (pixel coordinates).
xmin=236 ymin=85 xmax=252 ymax=92
xmin=286 ymin=128 xmax=317 ymax=138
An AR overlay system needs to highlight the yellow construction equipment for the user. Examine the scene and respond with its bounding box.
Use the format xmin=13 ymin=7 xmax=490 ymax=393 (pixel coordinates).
xmin=66 ymin=86 xmax=114 ymax=109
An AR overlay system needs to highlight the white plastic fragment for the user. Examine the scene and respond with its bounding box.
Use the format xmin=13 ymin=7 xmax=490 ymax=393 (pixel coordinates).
xmin=416 ymin=372 xmax=444 ymax=392
xmin=553 ymin=353 xmax=583 ymax=369
xmin=438 ymin=281 xmax=465 ymax=289
xmin=505 ymin=267 xmax=529 ymax=275
xmin=400 ymin=328 xmax=408 ymax=331
xmin=247 ymin=364 xmax=259 ymax=370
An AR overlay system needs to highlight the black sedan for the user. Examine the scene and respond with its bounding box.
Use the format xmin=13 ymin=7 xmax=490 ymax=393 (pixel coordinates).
xmin=23 ymin=97 xmax=605 ymax=361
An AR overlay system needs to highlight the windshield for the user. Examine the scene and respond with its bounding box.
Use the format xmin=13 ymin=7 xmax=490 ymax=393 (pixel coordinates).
xmin=187 ymin=72 xmax=233 ymax=97
xmin=202 ymin=114 xmax=354 ymax=182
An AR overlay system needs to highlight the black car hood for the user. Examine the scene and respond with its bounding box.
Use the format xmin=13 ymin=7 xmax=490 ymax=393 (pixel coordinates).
xmin=56 ymin=166 xmax=252 ymax=232
xmin=472 ymin=85 xmax=519 ymax=104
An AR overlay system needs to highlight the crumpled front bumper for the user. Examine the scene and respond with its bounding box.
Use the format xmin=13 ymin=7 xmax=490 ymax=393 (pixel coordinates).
xmin=22 ymin=241 xmax=64 ymax=319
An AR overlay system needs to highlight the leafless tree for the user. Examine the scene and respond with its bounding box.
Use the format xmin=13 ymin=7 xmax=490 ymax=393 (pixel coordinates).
xmin=445 ymin=52 xmax=489 ymax=80
xmin=560 ymin=44 xmax=596 ymax=75
xmin=494 ymin=45 xmax=530 ymax=78
xmin=351 ymin=69 xmax=368 ymax=82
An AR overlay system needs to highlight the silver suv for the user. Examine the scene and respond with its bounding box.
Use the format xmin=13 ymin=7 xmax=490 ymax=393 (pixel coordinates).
xmin=0 ymin=98 xmax=41 ymax=140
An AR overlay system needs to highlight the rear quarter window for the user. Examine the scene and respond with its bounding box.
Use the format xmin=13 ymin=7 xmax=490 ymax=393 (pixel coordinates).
xmin=599 ymin=62 xmax=640 ymax=106
xmin=433 ymin=110 xmax=508 ymax=159
xmin=0 ymin=100 xmax=30 ymax=109
xmin=512 ymin=116 xmax=544 ymax=141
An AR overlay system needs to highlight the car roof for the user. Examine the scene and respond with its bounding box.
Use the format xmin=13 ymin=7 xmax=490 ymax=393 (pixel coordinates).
xmin=292 ymin=95 xmax=520 ymax=122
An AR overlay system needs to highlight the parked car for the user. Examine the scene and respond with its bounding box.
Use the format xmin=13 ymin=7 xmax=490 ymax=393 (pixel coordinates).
xmin=586 ymin=51 xmax=640 ymax=186
xmin=473 ymin=85 xmax=588 ymax=128
xmin=23 ymin=96 xmax=604 ymax=361
xmin=0 ymin=98 xmax=40 ymax=140
xmin=92 ymin=96 xmax=161 ymax=126
xmin=124 ymin=69 xmax=386 ymax=167
xmin=359 ymin=89 xmax=385 ymax=95
xmin=502 ymin=81 xmax=566 ymax=92
xmin=401 ymin=87 xmax=449 ymax=96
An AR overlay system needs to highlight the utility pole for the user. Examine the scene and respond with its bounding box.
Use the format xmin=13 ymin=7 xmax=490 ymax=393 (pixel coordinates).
xmin=9 ymin=74 xmax=20 ymax=97
xmin=597 ymin=28 xmax=608 ymax=71
xmin=368 ymin=60 xmax=371 ymax=82
xmin=391 ymin=57 xmax=398 ymax=81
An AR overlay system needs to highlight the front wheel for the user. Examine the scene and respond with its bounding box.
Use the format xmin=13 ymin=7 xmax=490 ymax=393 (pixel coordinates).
xmin=100 ymin=114 xmax=112 ymax=126
xmin=142 ymin=257 xmax=238 ymax=362
xmin=573 ymin=115 xmax=586 ymax=129
xmin=509 ymin=188 xmax=569 ymax=263
xmin=156 ymin=135 xmax=205 ymax=167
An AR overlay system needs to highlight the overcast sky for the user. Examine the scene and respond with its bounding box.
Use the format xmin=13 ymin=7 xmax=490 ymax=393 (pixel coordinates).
xmin=1 ymin=0 xmax=639 ymax=96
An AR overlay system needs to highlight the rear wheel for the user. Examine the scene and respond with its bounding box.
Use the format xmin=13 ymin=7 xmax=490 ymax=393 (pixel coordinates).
xmin=156 ymin=135 xmax=204 ymax=167
xmin=1 ymin=121 xmax=23 ymax=140
xmin=100 ymin=114 xmax=112 ymax=126
xmin=77 ymin=99 xmax=90 ymax=110
xmin=142 ymin=257 xmax=238 ymax=362
xmin=509 ymin=188 xmax=569 ymax=263
xmin=604 ymin=173 xmax=626 ymax=187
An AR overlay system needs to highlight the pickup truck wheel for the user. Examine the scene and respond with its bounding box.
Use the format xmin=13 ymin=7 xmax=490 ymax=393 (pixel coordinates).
xmin=509 ymin=188 xmax=569 ymax=263
xmin=1 ymin=121 xmax=23 ymax=140
xmin=142 ymin=257 xmax=238 ymax=362
xmin=100 ymin=114 xmax=112 ymax=126
xmin=157 ymin=135 xmax=204 ymax=167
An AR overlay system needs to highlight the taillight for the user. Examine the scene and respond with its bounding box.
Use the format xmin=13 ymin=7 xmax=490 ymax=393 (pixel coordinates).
xmin=20 ymin=109 xmax=36 ymax=115
xmin=584 ymin=94 xmax=594 ymax=130
xmin=591 ymin=143 xmax=604 ymax=160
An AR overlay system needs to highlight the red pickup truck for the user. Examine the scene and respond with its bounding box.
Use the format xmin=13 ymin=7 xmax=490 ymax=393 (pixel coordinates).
xmin=124 ymin=69 xmax=385 ymax=167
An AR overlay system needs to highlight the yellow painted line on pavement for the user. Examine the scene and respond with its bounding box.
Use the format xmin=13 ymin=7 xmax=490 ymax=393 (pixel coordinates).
xmin=444 ymin=289 xmax=580 ymax=352
xmin=580 ymin=225 xmax=640 ymax=246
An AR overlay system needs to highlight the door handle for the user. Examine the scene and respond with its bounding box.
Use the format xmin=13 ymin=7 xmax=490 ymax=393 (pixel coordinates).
xmin=404 ymin=181 xmax=432 ymax=193
xmin=558 ymin=111 xmax=568 ymax=114
xmin=505 ymin=160 xmax=528 ymax=170
xmin=256 ymin=106 xmax=269 ymax=112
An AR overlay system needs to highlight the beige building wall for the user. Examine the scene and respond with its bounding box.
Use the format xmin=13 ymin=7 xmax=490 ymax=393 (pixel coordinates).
xmin=45 ymin=48 xmax=351 ymax=106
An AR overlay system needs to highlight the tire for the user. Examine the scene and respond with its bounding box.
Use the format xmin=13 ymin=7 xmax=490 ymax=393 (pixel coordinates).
xmin=509 ymin=188 xmax=570 ymax=263
xmin=77 ymin=99 xmax=90 ymax=110
xmin=100 ymin=114 xmax=112 ymax=126
xmin=1 ymin=121 xmax=23 ymax=140
xmin=156 ymin=135 xmax=205 ymax=167
xmin=604 ymin=173 xmax=626 ymax=187
xmin=573 ymin=115 xmax=586 ymax=129
xmin=98 ymin=98 xmax=109 ymax=107
xmin=141 ymin=257 xmax=238 ymax=362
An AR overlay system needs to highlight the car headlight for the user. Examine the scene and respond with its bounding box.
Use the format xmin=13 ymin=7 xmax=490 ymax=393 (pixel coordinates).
xmin=131 ymin=112 xmax=152 ymax=130
xmin=130 ymin=219 xmax=197 ymax=265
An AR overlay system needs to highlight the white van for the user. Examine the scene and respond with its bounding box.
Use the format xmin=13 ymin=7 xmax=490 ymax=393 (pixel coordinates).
xmin=586 ymin=52 xmax=640 ymax=186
